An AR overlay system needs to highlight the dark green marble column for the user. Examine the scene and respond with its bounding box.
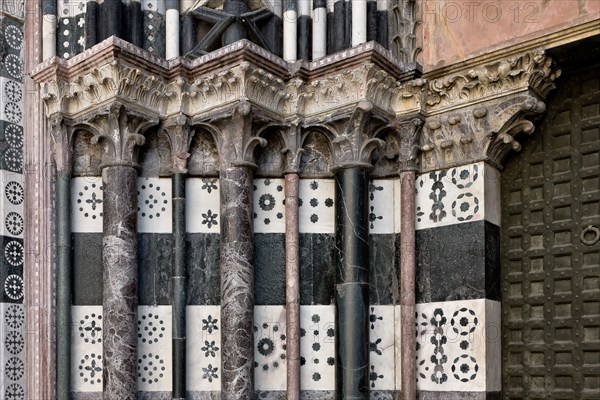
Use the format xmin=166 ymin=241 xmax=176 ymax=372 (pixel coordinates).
xmin=335 ymin=167 xmax=370 ymax=400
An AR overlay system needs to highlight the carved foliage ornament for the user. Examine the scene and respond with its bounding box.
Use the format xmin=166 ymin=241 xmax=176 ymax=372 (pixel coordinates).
xmin=41 ymin=63 xmax=174 ymax=118
xmin=426 ymin=50 xmax=561 ymax=112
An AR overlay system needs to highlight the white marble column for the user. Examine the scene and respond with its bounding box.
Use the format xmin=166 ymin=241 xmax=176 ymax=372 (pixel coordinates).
xmin=352 ymin=0 xmax=367 ymax=46
xmin=284 ymin=0 xmax=298 ymax=61
xmin=166 ymin=0 xmax=180 ymax=59
xmin=312 ymin=0 xmax=327 ymax=59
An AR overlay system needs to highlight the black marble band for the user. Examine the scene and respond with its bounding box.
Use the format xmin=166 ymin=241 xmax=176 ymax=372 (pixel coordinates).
xmin=416 ymin=221 xmax=501 ymax=303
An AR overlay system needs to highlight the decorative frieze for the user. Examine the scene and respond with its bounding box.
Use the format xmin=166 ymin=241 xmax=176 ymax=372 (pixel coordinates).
xmin=32 ymin=38 xmax=561 ymax=174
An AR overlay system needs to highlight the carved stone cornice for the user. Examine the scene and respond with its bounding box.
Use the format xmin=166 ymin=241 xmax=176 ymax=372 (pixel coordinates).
xmin=32 ymin=37 xmax=563 ymax=173
xmin=425 ymin=50 xmax=560 ymax=114
xmin=37 ymin=61 xmax=174 ymax=120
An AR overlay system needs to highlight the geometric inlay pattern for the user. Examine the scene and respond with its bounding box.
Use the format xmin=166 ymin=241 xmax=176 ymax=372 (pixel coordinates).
xmin=415 ymin=299 xmax=500 ymax=392
xmin=415 ymin=162 xmax=500 ymax=230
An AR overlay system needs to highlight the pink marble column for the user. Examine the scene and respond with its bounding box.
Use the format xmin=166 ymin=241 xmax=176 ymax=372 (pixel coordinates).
xmin=398 ymin=117 xmax=423 ymax=400
xmin=285 ymin=172 xmax=301 ymax=400
xmin=400 ymin=170 xmax=416 ymax=400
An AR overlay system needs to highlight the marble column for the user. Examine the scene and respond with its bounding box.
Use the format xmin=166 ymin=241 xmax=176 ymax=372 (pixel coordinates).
xmin=335 ymin=167 xmax=370 ymax=400
xmin=332 ymin=0 xmax=345 ymax=52
xmin=51 ymin=119 xmax=72 ymax=400
xmin=172 ymin=173 xmax=187 ymax=399
xmin=90 ymin=106 xmax=157 ymax=400
xmin=42 ymin=0 xmax=56 ymax=60
xmin=220 ymin=166 xmax=255 ymax=400
xmin=398 ymin=117 xmax=422 ymax=400
xmin=285 ymin=172 xmax=301 ymax=400
xmin=298 ymin=0 xmax=312 ymax=60
xmin=102 ymin=166 xmax=139 ymax=400
xmin=352 ymin=0 xmax=367 ymax=46
xmin=166 ymin=0 xmax=181 ymax=59
xmin=313 ymin=0 xmax=327 ymax=59
xmin=375 ymin=0 xmax=388 ymax=47
xmin=284 ymin=0 xmax=298 ymax=61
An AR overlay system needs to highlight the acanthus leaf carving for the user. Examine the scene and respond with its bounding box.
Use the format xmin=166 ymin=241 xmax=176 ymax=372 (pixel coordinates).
xmin=329 ymin=101 xmax=385 ymax=169
xmin=425 ymin=50 xmax=561 ymax=113
xmin=162 ymin=114 xmax=193 ymax=174
xmin=83 ymin=105 xmax=159 ymax=167
xmin=395 ymin=116 xmax=424 ymax=171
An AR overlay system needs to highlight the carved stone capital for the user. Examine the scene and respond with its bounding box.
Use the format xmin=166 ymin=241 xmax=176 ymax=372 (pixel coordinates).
xmin=394 ymin=116 xmax=424 ymax=172
xmin=75 ymin=105 xmax=159 ymax=168
xmin=327 ymin=101 xmax=386 ymax=171
xmin=162 ymin=114 xmax=193 ymax=174
xmin=49 ymin=115 xmax=73 ymax=173
xmin=197 ymin=101 xmax=268 ymax=169
xmin=420 ymin=50 xmax=561 ymax=171
xmin=281 ymin=120 xmax=304 ymax=174
xmin=420 ymin=94 xmax=547 ymax=172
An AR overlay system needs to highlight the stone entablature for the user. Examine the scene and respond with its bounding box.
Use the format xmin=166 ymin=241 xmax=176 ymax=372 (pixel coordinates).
xmin=31 ymin=36 xmax=560 ymax=173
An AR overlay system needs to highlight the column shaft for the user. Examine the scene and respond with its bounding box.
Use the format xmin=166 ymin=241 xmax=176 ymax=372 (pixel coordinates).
xmin=298 ymin=0 xmax=311 ymax=60
xmin=220 ymin=167 xmax=255 ymax=400
xmin=285 ymin=173 xmax=301 ymax=400
xmin=56 ymin=169 xmax=71 ymax=399
xmin=172 ymin=173 xmax=187 ymax=399
xmin=102 ymin=166 xmax=139 ymax=400
xmin=284 ymin=0 xmax=298 ymax=61
xmin=166 ymin=0 xmax=181 ymax=59
xmin=352 ymin=0 xmax=367 ymax=46
xmin=332 ymin=0 xmax=345 ymax=52
xmin=400 ymin=170 xmax=416 ymax=400
xmin=312 ymin=0 xmax=327 ymax=59
xmin=42 ymin=0 xmax=56 ymax=60
xmin=335 ymin=167 xmax=370 ymax=400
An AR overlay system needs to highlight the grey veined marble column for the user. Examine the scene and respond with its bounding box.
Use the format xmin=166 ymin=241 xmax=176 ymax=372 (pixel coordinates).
xmin=220 ymin=166 xmax=255 ymax=400
xmin=102 ymin=166 xmax=139 ymax=399
xmin=90 ymin=106 xmax=157 ymax=400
